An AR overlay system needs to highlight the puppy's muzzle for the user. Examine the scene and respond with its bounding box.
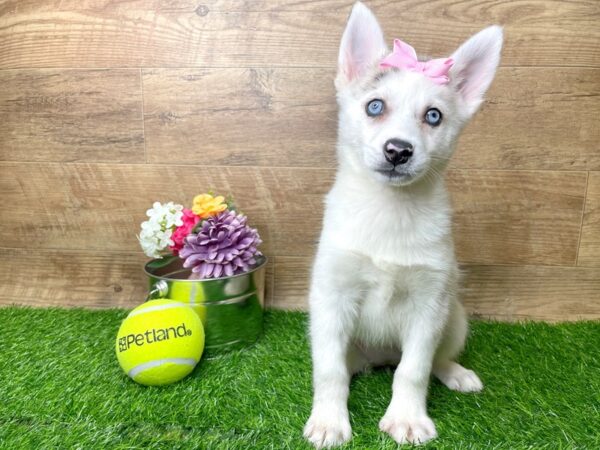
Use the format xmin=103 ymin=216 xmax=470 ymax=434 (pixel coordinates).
xmin=384 ymin=139 xmax=413 ymax=166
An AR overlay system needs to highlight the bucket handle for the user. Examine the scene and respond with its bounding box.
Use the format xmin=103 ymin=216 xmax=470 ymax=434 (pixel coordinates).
xmin=146 ymin=280 xmax=169 ymax=301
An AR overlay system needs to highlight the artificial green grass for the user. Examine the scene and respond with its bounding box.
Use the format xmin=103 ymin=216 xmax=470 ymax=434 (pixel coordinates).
xmin=0 ymin=307 xmax=598 ymax=449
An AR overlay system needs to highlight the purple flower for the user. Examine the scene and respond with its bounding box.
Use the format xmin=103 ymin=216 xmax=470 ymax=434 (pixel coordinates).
xmin=179 ymin=210 xmax=262 ymax=279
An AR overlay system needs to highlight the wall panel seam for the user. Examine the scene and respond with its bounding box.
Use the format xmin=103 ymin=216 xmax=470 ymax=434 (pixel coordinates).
xmin=270 ymin=256 xmax=277 ymax=309
xmin=1 ymin=65 xmax=599 ymax=71
xmin=272 ymin=257 xmax=599 ymax=271
xmin=0 ymin=246 xmax=145 ymax=256
xmin=0 ymin=244 xmax=590 ymax=269
xmin=139 ymin=68 xmax=148 ymax=164
xmin=0 ymin=161 xmax=592 ymax=175
xmin=575 ymin=170 xmax=590 ymax=266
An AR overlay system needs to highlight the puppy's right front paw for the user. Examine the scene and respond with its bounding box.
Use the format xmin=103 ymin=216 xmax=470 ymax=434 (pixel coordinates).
xmin=304 ymin=407 xmax=351 ymax=449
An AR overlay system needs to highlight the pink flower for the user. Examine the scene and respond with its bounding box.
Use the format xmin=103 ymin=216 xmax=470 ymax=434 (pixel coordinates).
xmin=169 ymin=208 xmax=201 ymax=255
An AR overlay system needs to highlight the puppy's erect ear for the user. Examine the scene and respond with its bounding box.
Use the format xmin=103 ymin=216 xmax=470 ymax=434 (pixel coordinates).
xmin=449 ymin=26 xmax=503 ymax=116
xmin=336 ymin=2 xmax=387 ymax=87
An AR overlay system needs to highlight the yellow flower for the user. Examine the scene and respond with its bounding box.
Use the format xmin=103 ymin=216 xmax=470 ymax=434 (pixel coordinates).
xmin=192 ymin=194 xmax=228 ymax=218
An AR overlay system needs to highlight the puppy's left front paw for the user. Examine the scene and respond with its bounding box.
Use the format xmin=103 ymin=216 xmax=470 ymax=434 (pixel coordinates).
xmin=379 ymin=410 xmax=437 ymax=445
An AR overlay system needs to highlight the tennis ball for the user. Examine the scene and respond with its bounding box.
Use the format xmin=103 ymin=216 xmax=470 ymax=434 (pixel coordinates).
xmin=115 ymin=299 xmax=204 ymax=386
xmin=169 ymin=281 xmax=207 ymax=325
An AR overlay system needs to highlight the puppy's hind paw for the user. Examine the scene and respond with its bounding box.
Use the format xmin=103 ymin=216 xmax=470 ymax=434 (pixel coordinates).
xmin=304 ymin=407 xmax=351 ymax=449
xmin=379 ymin=411 xmax=437 ymax=445
xmin=434 ymin=361 xmax=483 ymax=393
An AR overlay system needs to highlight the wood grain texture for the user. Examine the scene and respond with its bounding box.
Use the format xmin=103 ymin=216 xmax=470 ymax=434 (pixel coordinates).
xmin=0 ymin=0 xmax=598 ymax=68
xmin=452 ymin=68 xmax=600 ymax=171
xmin=0 ymin=247 xmax=274 ymax=309
xmin=272 ymin=256 xmax=311 ymax=310
xmin=257 ymin=166 xmax=332 ymax=256
xmin=0 ymin=161 xmax=331 ymax=257
xmin=3 ymin=67 xmax=597 ymax=170
xmin=141 ymin=67 xmax=600 ymax=170
xmin=0 ymin=162 xmax=587 ymax=265
xmin=578 ymin=172 xmax=600 ymax=266
xmin=273 ymin=256 xmax=600 ymax=321
xmin=449 ymin=170 xmax=588 ymax=266
xmin=142 ymin=68 xmax=337 ymax=168
xmin=1 ymin=0 xmax=598 ymax=320
xmin=0 ymin=247 xmax=147 ymax=308
xmin=0 ymin=162 xmax=277 ymax=255
xmin=274 ymin=168 xmax=588 ymax=266
xmin=0 ymin=69 xmax=144 ymax=163
xmin=461 ymin=265 xmax=600 ymax=321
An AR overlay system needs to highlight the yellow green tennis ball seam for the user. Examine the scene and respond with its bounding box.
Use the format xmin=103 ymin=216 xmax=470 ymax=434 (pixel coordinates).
xmin=128 ymin=358 xmax=198 ymax=378
xmin=127 ymin=301 xmax=188 ymax=317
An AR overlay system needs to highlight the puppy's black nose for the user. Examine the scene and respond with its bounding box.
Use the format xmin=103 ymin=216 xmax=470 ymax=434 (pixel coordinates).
xmin=383 ymin=139 xmax=413 ymax=166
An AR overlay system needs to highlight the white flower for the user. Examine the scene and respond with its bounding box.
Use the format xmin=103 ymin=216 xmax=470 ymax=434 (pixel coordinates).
xmin=137 ymin=201 xmax=184 ymax=258
xmin=146 ymin=201 xmax=184 ymax=228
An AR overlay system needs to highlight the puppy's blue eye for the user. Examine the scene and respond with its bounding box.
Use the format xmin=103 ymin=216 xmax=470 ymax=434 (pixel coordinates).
xmin=366 ymin=99 xmax=385 ymax=117
xmin=425 ymin=108 xmax=442 ymax=126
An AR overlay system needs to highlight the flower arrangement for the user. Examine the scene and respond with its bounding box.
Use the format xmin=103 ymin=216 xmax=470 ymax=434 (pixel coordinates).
xmin=137 ymin=194 xmax=262 ymax=279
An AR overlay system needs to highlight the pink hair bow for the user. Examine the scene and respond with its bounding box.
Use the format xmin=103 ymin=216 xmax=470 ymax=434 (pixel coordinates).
xmin=379 ymin=39 xmax=454 ymax=85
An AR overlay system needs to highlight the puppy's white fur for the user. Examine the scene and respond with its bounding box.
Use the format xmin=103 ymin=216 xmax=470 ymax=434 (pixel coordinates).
xmin=304 ymin=2 xmax=502 ymax=448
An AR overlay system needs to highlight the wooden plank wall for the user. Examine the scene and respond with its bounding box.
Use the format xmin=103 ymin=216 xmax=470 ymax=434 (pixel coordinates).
xmin=0 ymin=0 xmax=598 ymax=321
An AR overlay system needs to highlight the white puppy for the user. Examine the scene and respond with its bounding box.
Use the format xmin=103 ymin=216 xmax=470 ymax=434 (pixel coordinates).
xmin=304 ymin=2 xmax=503 ymax=448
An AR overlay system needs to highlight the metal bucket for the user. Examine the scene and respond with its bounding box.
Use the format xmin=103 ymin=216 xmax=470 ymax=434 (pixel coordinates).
xmin=144 ymin=255 xmax=267 ymax=354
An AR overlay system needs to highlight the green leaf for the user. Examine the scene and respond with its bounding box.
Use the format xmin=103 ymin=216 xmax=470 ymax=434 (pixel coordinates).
xmin=225 ymin=193 xmax=237 ymax=211
xmin=145 ymin=255 xmax=178 ymax=270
